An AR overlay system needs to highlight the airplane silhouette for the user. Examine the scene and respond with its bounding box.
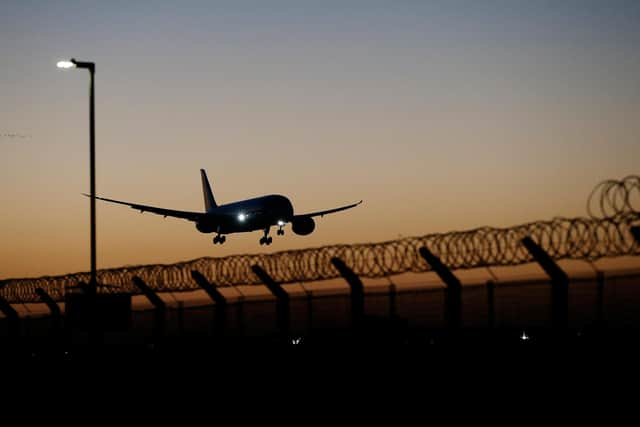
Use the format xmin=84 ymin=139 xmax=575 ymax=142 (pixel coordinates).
xmin=86 ymin=169 xmax=362 ymax=245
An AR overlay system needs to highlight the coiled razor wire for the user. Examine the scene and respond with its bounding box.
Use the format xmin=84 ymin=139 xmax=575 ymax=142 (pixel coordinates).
xmin=588 ymin=175 xmax=640 ymax=219
xmin=2 ymin=178 xmax=640 ymax=303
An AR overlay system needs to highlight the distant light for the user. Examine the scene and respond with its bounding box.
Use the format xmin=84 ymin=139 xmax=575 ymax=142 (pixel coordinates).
xmin=291 ymin=337 xmax=302 ymax=345
xmin=56 ymin=60 xmax=75 ymax=69
xmin=520 ymin=331 xmax=529 ymax=341
xmin=237 ymin=213 xmax=246 ymax=222
xmin=277 ymin=220 xmax=285 ymax=226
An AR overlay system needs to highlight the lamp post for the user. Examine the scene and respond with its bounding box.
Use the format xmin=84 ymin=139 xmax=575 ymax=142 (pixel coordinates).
xmin=57 ymin=58 xmax=97 ymax=295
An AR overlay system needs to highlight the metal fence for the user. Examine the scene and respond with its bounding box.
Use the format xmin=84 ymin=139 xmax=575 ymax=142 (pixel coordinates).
xmin=1 ymin=176 xmax=639 ymax=304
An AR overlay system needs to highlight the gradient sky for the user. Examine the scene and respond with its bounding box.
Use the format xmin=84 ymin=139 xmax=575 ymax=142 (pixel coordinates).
xmin=1 ymin=1 xmax=639 ymax=279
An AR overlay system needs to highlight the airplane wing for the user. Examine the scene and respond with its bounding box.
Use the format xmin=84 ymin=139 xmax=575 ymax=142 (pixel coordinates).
xmin=295 ymin=200 xmax=363 ymax=218
xmin=84 ymin=194 xmax=205 ymax=221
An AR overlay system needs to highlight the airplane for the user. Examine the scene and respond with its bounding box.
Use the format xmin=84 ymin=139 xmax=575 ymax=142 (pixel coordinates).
xmin=86 ymin=169 xmax=362 ymax=246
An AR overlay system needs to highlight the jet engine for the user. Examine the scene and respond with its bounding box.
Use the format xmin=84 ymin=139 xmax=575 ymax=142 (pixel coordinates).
xmin=196 ymin=222 xmax=215 ymax=233
xmin=291 ymin=216 xmax=315 ymax=235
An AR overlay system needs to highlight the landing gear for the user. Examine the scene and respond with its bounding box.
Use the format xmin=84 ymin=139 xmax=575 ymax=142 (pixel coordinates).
xmin=259 ymin=227 xmax=273 ymax=245
xmin=213 ymin=235 xmax=226 ymax=244
xmin=259 ymin=236 xmax=273 ymax=245
xmin=277 ymin=227 xmax=285 ymax=236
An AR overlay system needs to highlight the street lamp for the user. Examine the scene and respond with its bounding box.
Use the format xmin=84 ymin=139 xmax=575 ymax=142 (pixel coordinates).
xmin=57 ymin=58 xmax=97 ymax=295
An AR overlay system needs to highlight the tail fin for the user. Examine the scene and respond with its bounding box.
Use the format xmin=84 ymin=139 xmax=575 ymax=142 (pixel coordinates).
xmin=200 ymin=169 xmax=217 ymax=212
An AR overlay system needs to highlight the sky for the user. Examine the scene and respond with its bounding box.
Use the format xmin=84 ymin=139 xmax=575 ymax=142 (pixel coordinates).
xmin=1 ymin=0 xmax=639 ymax=279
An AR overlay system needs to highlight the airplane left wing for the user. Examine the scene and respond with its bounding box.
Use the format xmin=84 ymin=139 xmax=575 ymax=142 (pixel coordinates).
xmin=84 ymin=194 xmax=205 ymax=221
xmin=295 ymin=200 xmax=363 ymax=218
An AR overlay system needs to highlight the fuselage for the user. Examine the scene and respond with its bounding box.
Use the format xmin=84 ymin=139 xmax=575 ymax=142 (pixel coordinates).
xmin=196 ymin=194 xmax=294 ymax=234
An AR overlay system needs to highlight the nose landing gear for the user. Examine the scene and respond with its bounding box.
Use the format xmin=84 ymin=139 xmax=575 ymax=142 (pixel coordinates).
xmin=213 ymin=234 xmax=226 ymax=244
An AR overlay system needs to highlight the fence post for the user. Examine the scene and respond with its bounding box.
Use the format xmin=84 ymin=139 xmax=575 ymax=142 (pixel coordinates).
xmin=191 ymin=270 xmax=227 ymax=336
xmin=0 ymin=295 xmax=19 ymax=339
xmin=252 ymin=265 xmax=290 ymax=338
xmin=330 ymin=258 xmax=364 ymax=327
xmin=521 ymin=236 xmax=569 ymax=329
xmin=419 ymin=247 xmax=462 ymax=329
xmin=389 ymin=282 xmax=397 ymax=320
xmin=35 ymin=287 xmax=61 ymax=333
xmin=486 ymin=280 xmax=495 ymax=329
xmin=596 ymin=270 xmax=605 ymax=327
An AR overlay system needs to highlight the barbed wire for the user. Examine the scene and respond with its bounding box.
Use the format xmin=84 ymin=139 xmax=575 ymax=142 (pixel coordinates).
xmin=2 ymin=177 xmax=639 ymax=303
xmin=587 ymin=175 xmax=640 ymax=219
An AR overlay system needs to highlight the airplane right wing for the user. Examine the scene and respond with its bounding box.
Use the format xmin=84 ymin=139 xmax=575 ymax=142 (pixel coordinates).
xmin=85 ymin=194 xmax=205 ymax=222
xmin=295 ymin=200 xmax=363 ymax=218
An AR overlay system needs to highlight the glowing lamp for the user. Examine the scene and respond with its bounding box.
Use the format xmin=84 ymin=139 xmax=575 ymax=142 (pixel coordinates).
xmin=56 ymin=60 xmax=76 ymax=69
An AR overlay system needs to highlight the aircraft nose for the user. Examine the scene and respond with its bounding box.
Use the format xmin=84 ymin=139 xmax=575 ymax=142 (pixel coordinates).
xmin=286 ymin=199 xmax=294 ymax=218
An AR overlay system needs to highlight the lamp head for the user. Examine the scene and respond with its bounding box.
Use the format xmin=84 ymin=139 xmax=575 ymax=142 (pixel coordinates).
xmin=56 ymin=59 xmax=76 ymax=69
xmin=57 ymin=58 xmax=94 ymax=71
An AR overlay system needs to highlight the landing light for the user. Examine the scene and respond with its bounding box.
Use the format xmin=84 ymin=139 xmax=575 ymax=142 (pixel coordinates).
xmin=277 ymin=220 xmax=285 ymax=226
xmin=238 ymin=213 xmax=246 ymax=222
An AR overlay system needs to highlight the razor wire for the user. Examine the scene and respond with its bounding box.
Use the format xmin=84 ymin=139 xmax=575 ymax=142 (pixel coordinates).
xmin=2 ymin=177 xmax=639 ymax=303
xmin=587 ymin=175 xmax=640 ymax=219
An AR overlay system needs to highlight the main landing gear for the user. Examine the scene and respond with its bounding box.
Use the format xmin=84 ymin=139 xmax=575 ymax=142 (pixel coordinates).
xmin=259 ymin=236 xmax=272 ymax=245
xmin=213 ymin=234 xmax=226 ymax=244
xmin=259 ymin=227 xmax=273 ymax=245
